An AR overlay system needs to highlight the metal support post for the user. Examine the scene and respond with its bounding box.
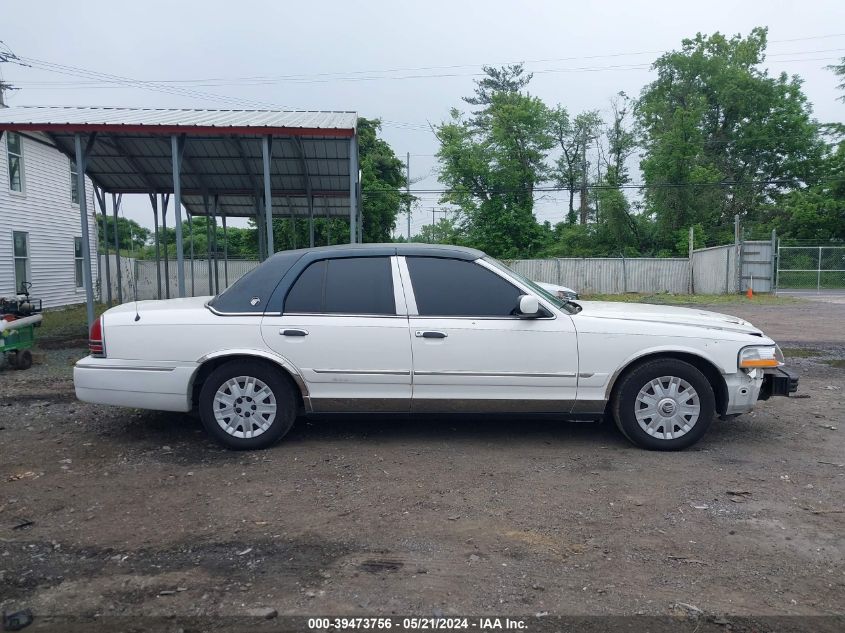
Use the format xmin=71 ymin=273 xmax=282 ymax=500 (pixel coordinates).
xmin=74 ymin=133 xmax=96 ymax=330
xmin=688 ymin=226 xmax=694 ymax=294
xmin=203 ymin=193 xmax=213 ymax=295
xmin=188 ymin=212 xmax=195 ymax=297
xmin=212 ymin=194 xmax=220 ymax=294
xmin=96 ymin=188 xmax=112 ymax=304
xmin=222 ymin=213 xmax=229 ymax=287
xmin=171 ymin=134 xmax=187 ymax=297
xmin=349 ymin=136 xmax=358 ymax=243
xmin=262 ymin=135 xmax=274 ymax=256
xmin=112 ymin=193 xmax=123 ymax=303
xmin=161 ymin=193 xmax=171 ymax=299
xmin=150 ymin=194 xmax=162 ymax=299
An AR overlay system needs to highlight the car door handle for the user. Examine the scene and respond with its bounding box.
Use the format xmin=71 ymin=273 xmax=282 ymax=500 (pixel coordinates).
xmin=415 ymin=330 xmax=447 ymax=339
xmin=280 ymin=328 xmax=308 ymax=337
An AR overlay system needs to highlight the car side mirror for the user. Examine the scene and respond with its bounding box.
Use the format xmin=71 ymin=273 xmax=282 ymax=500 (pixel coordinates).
xmin=517 ymin=294 xmax=540 ymax=318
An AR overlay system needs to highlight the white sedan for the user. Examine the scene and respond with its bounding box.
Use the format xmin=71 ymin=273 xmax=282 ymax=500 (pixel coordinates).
xmin=535 ymin=282 xmax=578 ymax=301
xmin=74 ymin=244 xmax=797 ymax=451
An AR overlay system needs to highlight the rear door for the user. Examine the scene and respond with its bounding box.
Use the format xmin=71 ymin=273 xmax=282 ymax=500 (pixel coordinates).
xmin=401 ymin=256 xmax=579 ymax=413
xmin=261 ymin=256 xmax=412 ymax=412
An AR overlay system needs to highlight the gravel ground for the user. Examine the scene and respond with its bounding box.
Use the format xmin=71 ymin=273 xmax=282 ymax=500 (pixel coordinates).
xmin=0 ymin=298 xmax=843 ymax=632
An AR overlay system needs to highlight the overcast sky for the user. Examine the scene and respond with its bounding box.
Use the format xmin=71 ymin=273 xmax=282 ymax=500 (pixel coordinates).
xmin=3 ymin=0 xmax=844 ymax=235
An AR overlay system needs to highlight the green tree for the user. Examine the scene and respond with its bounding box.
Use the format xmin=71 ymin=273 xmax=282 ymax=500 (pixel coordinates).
xmin=358 ymin=117 xmax=409 ymax=242
xmin=764 ymin=139 xmax=845 ymax=240
xmin=98 ymin=216 xmax=150 ymax=253
xmin=636 ymin=27 xmax=824 ymax=251
xmin=549 ymin=107 xmax=603 ymax=223
xmin=829 ymin=56 xmax=845 ymax=102
xmin=436 ymin=66 xmax=554 ymax=258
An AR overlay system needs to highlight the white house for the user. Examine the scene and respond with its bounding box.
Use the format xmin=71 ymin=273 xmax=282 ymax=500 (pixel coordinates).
xmin=0 ymin=130 xmax=97 ymax=308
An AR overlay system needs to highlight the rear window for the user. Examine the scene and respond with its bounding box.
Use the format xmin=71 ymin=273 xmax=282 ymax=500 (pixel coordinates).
xmin=284 ymin=257 xmax=395 ymax=315
xmin=207 ymin=251 xmax=303 ymax=314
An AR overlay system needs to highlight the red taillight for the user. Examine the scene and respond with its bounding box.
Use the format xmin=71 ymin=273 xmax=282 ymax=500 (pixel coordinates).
xmin=89 ymin=317 xmax=105 ymax=357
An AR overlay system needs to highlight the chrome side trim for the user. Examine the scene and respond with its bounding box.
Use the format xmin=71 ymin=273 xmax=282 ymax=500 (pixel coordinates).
xmin=205 ymin=302 xmax=262 ymax=317
xmin=75 ymin=364 xmax=175 ymax=372
xmin=413 ymin=370 xmax=576 ymax=378
xmin=310 ymin=398 xmax=410 ymax=413
xmin=312 ymin=369 xmax=411 ymax=376
xmin=570 ymin=400 xmax=607 ymax=415
xmin=280 ymin=312 xmax=405 ymax=319
xmin=411 ymin=398 xmax=575 ymax=414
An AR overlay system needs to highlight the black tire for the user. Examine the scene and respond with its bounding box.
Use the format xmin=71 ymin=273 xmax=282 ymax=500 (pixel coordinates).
xmin=15 ymin=350 xmax=33 ymax=370
xmin=611 ymin=358 xmax=716 ymax=451
xmin=6 ymin=351 xmax=19 ymax=369
xmin=199 ymin=360 xmax=297 ymax=450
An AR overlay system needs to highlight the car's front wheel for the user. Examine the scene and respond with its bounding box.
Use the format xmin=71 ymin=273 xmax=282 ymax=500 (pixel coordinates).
xmin=612 ymin=358 xmax=715 ymax=450
xmin=199 ymin=360 xmax=297 ymax=450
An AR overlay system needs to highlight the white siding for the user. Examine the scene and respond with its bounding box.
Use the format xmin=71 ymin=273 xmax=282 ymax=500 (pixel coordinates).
xmin=0 ymin=131 xmax=97 ymax=308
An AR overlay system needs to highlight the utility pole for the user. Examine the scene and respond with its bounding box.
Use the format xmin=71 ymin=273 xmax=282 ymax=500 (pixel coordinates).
xmin=406 ymin=152 xmax=411 ymax=240
xmin=0 ymin=44 xmax=24 ymax=107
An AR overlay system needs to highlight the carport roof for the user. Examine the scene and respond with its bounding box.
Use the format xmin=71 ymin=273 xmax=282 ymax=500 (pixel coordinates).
xmin=0 ymin=106 xmax=358 ymax=217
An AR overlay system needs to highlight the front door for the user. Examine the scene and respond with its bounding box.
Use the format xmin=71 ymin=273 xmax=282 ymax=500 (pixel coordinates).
xmin=401 ymin=256 xmax=579 ymax=413
xmin=261 ymin=255 xmax=412 ymax=412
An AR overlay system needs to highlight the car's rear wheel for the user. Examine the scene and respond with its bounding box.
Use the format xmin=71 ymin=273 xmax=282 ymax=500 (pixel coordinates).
xmin=612 ymin=358 xmax=715 ymax=450
xmin=199 ymin=360 xmax=297 ymax=450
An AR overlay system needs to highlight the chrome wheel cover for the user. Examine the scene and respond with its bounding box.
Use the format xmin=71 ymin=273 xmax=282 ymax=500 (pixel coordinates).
xmin=634 ymin=375 xmax=700 ymax=440
xmin=213 ymin=376 xmax=277 ymax=439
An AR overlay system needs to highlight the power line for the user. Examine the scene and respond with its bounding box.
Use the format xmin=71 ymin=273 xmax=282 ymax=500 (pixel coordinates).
xmin=12 ymin=50 xmax=845 ymax=88
xmin=362 ymin=176 xmax=844 ymax=196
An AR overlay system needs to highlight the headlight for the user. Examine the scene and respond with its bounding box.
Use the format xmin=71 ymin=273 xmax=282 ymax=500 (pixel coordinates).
xmin=738 ymin=345 xmax=784 ymax=369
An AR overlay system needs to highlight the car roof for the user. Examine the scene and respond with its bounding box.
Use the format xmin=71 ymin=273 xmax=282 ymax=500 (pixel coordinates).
xmin=264 ymin=242 xmax=486 ymax=262
xmin=207 ymin=243 xmax=487 ymax=315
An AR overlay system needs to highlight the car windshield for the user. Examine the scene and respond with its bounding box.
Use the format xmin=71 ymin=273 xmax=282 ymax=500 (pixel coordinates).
xmin=482 ymin=257 xmax=579 ymax=314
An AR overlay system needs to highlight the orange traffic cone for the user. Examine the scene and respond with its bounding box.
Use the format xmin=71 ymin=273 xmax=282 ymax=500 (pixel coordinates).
xmin=746 ymin=275 xmax=754 ymax=299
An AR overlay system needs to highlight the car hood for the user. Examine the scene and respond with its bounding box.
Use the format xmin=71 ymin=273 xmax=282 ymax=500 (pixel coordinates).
xmin=575 ymin=301 xmax=763 ymax=335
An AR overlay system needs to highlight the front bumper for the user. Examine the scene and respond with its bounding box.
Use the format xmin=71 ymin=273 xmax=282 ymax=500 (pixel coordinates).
xmin=758 ymin=367 xmax=799 ymax=400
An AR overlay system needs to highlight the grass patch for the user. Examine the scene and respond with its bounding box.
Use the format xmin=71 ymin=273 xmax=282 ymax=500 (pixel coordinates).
xmin=580 ymin=293 xmax=800 ymax=306
xmin=37 ymin=303 xmax=109 ymax=342
xmin=781 ymin=347 xmax=825 ymax=358
xmin=823 ymin=359 xmax=845 ymax=369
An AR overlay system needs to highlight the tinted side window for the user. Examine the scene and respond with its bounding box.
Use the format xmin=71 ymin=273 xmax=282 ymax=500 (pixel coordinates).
xmin=406 ymin=257 xmax=522 ymax=317
xmin=325 ymin=257 xmax=394 ymax=314
xmin=284 ymin=257 xmax=395 ymax=315
xmin=284 ymin=260 xmax=325 ymax=313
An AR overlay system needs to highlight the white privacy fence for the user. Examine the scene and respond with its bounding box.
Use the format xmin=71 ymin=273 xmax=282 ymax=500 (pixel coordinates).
xmin=507 ymin=257 xmax=691 ymax=294
xmin=690 ymin=244 xmax=739 ymax=294
xmin=101 ymin=241 xmax=772 ymax=302
xmin=99 ymin=256 xmax=259 ymax=302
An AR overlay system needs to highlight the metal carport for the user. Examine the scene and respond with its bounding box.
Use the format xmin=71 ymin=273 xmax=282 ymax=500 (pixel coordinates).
xmin=0 ymin=106 xmax=360 ymax=329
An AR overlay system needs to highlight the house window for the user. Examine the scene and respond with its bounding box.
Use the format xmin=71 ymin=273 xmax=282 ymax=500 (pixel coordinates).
xmin=7 ymin=132 xmax=23 ymax=192
xmin=13 ymin=231 xmax=29 ymax=293
xmin=74 ymin=237 xmax=84 ymax=288
xmin=70 ymin=159 xmax=79 ymax=204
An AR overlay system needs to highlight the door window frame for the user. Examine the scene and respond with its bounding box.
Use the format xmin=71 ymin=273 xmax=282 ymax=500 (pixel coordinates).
xmin=281 ymin=255 xmax=406 ymax=318
xmin=398 ymin=256 xmax=557 ymax=320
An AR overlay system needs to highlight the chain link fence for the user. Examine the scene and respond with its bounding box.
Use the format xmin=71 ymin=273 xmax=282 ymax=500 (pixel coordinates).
xmin=777 ymin=246 xmax=845 ymax=291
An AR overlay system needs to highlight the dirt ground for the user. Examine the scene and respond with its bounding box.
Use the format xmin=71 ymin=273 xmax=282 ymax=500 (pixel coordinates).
xmin=1 ymin=298 xmax=843 ymax=632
